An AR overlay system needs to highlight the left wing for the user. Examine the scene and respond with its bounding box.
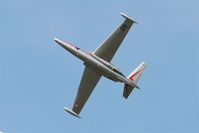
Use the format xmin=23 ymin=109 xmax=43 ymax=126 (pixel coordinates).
xmin=64 ymin=65 xmax=101 ymax=118
xmin=93 ymin=13 xmax=136 ymax=62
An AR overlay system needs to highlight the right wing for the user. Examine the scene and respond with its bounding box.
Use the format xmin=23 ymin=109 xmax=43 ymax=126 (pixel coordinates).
xmin=93 ymin=13 xmax=136 ymax=62
xmin=65 ymin=65 xmax=101 ymax=117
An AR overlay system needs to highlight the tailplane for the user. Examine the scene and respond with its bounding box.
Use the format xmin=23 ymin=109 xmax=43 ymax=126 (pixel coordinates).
xmin=123 ymin=61 xmax=147 ymax=99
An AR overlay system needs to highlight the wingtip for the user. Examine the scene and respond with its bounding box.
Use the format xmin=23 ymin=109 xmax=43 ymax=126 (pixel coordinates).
xmin=64 ymin=107 xmax=81 ymax=118
xmin=120 ymin=13 xmax=137 ymax=24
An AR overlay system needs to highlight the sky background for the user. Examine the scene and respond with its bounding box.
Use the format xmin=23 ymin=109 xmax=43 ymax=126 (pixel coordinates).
xmin=0 ymin=0 xmax=198 ymax=133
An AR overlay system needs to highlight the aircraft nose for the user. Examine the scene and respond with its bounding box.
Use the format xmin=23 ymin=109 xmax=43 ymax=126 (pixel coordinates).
xmin=54 ymin=38 xmax=59 ymax=43
xmin=54 ymin=38 xmax=66 ymax=47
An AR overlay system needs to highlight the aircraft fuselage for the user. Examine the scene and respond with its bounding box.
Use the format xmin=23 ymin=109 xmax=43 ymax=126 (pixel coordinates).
xmin=54 ymin=38 xmax=134 ymax=85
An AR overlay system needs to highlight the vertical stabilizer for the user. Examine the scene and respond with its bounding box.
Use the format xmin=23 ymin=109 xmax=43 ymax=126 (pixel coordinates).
xmin=123 ymin=62 xmax=147 ymax=98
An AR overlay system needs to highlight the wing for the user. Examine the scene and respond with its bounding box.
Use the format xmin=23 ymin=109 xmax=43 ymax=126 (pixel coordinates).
xmin=67 ymin=65 xmax=101 ymax=116
xmin=93 ymin=13 xmax=136 ymax=62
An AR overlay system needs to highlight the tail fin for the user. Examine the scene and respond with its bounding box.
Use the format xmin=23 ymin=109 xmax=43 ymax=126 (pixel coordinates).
xmin=123 ymin=61 xmax=147 ymax=99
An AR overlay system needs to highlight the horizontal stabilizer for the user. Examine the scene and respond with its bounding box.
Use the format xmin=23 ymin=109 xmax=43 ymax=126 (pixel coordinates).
xmin=64 ymin=107 xmax=81 ymax=118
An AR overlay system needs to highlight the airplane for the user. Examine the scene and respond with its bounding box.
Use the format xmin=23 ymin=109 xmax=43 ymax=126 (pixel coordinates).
xmin=54 ymin=13 xmax=147 ymax=118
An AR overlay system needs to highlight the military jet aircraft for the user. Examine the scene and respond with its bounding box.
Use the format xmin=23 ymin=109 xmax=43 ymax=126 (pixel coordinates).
xmin=54 ymin=13 xmax=147 ymax=118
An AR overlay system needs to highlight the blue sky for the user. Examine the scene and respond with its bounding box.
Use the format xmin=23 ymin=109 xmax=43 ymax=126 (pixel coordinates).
xmin=0 ymin=0 xmax=198 ymax=133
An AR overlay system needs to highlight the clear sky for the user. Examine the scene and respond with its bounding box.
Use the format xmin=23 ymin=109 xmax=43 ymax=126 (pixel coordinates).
xmin=0 ymin=0 xmax=198 ymax=133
